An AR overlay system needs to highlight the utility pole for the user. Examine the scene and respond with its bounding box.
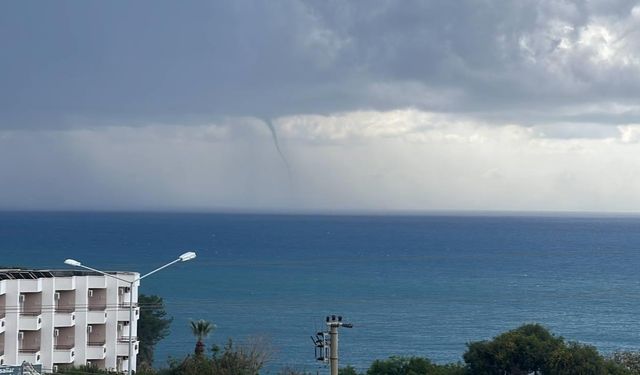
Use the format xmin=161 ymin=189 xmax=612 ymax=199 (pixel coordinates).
xmin=315 ymin=315 xmax=352 ymax=375
xmin=329 ymin=318 xmax=340 ymax=375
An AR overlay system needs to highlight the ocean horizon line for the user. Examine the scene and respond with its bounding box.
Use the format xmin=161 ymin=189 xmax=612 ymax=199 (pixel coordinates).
xmin=1 ymin=207 xmax=640 ymax=218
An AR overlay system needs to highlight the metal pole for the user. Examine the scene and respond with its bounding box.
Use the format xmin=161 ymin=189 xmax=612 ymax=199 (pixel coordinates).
xmin=128 ymin=280 xmax=134 ymax=375
xmin=329 ymin=323 xmax=338 ymax=375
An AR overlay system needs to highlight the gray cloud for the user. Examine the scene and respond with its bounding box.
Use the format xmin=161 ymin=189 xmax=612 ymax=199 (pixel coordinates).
xmin=5 ymin=0 xmax=640 ymax=212
xmin=3 ymin=0 xmax=640 ymax=129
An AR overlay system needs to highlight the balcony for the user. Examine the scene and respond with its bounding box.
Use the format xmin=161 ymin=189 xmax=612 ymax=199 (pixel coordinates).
xmin=117 ymin=306 xmax=139 ymax=322
xmin=86 ymin=343 xmax=107 ymax=360
xmin=88 ymin=288 xmax=107 ymax=312
xmin=52 ymin=325 xmax=75 ymax=365
xmin=54 ymin=312 xmax=75 ymax=327
xmin=55 ymin=290 xmax=76 ymax=313
xmin=20 ymin=292 xmax=42 ymax=320
xmin=118 ymin=323 xmax=131 ymax=339
xmin=118 ymin=335 xmax=136 ymax=343
xmin=87 ymin=311 xmax=107 ymax=325
xmin=18 ymin=350 xmax=41 ymax=364
xmin=55 ymin=277 xmax=75 ymax=290
xmin=117 ymin=357 xmax=129 ymax=373
xmin=53 ymin=345 xmax=75 ymax=364
xmin=87 ymin=276 xmax=106 ymax=289
xmin=88 ymin=323 xmax=106 ymax=357
xmin=19 ymin=329 xmax=41 ymax=363
xmin=19 ymin=279 xmax=42 ymax=293
xmin=19 ymin=314 xmax=42 ymax=331
xmin=116 ymin=339 xmax=139 ymax=356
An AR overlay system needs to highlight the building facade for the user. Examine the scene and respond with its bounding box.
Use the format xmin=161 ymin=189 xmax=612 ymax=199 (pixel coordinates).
xmin=0 ymin=269 xmax=140 ymax=373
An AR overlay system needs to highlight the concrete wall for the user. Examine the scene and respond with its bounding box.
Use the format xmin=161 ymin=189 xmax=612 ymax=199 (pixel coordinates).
xmin=0 ymin=272 xmax=139 ymax=373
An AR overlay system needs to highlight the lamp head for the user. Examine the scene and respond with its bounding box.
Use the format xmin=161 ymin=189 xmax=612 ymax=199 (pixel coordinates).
xmin=64 ymin=259 xmax=82 ymax=267
xmin=179 ymin=251 xmax=197 ymax=262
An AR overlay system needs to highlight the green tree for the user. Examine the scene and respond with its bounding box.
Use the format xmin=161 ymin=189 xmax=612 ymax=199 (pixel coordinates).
xmin=211 ymin=337 xmax=270 ymax=375
xmin=278 ymin=367 xmax=312 ymax=375
xmin=366 ymin=356 xmax=464 ymax=375
xmin=428 ymin=363 xmax=467 ymax=375
xmin=611 ymin=352 xmax=640 ymax=374
xmin=548 ymin=342 xmax=607 ymax=375
xmin=340 ymin=365 xmax=360 ymax=375
xmin=190 ymin=319 xmax=215 ymax=356
xmin=463 ymin=323 xmax=631 ymax=375
xmin=164 ymin=336 xmax=270 ymax=375
xmin=166 ymin=354 xmax=215 ymax=375
xmin=367 ymin=356 xmax=430 ymax=375
xmin=548 ymin=343 xmax=632 ymax=375
xmin=464 ymin=324 xmax=564 ymax=375
xmin=138 ymin=294 xmax=173 ymax=367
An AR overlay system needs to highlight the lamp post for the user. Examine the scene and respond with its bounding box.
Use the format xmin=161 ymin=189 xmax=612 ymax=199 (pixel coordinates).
xmin=64 ymin=251 xmax=197 ymax=375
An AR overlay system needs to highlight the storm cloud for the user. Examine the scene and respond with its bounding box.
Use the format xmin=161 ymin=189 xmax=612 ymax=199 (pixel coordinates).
xmin=4 ymin=0 xmax=640 ymax=127
xmin=3 ymin=1 xmax=640 ymax=211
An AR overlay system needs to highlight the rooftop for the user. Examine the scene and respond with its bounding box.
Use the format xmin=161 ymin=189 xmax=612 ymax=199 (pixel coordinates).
xmin=0 ymin=269 xmax=136 ymax=280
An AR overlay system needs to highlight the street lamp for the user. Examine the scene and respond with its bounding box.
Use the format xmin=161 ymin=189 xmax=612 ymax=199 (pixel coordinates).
xmin=64 ymin=251 xmax=197 ymax=375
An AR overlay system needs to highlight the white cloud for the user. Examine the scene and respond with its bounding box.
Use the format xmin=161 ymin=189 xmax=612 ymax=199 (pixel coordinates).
xmin=618 ymin=124 xmax=640 ymax=143
xmin=3 ymin=111 xmax=640 ymax=212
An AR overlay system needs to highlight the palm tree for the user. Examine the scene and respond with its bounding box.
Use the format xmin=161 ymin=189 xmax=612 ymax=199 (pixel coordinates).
xmin=190 ymin=319 xmax=215 ymax=356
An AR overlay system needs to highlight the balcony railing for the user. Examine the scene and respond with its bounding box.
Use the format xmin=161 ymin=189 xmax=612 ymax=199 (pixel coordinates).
xmin=88 ymin=340 xmax=106 ymax=346
xmin=55 ymin=307 xmax=75 ymax=313
xmin=54 ymin=344 xmax=75 ymax=350
xmin=19 ymin=348 xmax=40 ymax=353
xmin=19 ymin=310 xmax=42 ymax=316
xmin=88 ymin=304 xmax=107 ymax=311
xmin=117 ymin=336 xmax=137 ymax=343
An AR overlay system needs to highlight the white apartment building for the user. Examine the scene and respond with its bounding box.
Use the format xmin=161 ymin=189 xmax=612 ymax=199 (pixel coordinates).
xmin=0 ymin=269 xmax=140 ymax=373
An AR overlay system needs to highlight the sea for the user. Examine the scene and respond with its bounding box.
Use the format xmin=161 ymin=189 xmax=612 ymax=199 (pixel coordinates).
xmin=2 ymin=211 xmax=640 ymax=373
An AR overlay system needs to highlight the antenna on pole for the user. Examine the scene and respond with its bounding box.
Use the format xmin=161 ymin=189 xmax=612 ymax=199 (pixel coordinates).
xmin=312 ymin=315 xmax=353 ymax=375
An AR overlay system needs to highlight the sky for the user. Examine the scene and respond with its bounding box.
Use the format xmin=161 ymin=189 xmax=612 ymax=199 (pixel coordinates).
xmin=2 ymin=0 xmax=640 ymax=212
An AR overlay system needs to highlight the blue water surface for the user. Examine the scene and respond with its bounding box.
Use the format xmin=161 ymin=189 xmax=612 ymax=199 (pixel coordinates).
xmin=2 ymin=212 xmax=640 ymax=373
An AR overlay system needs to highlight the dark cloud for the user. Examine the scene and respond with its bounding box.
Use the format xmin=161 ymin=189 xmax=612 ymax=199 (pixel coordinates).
xmin=2 ymin=0 xmax=640 ymax=129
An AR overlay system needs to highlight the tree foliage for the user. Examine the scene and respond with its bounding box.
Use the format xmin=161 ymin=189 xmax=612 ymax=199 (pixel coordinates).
xmin=340 ymin=365 xmax=360 ymax=375
xmin=190 ymin=319 xmax=216 ymax=355
xmin=138 ymin=294 xmax=173 ymax=366
xmin=277 ymin=367 xmax=312 ymax=375
xmin=163 ymin=337 xmax=270 ymax=375
xmin=211 ymin=337 xmax=270 ymax=375
xmin=548 ymin=342 xmax=608 ymax=375
xmin=611 ymin=352 xmax=640 ymax=374
xmin=366 ymin=356 xmax=465 ymax=375
xmin=464 ymin=323 xmax=563 ymax=374
xmin=59 ymin=322 xmax=637 ymax=375
xmin=464 ymin=323 xmax=631 ymax=375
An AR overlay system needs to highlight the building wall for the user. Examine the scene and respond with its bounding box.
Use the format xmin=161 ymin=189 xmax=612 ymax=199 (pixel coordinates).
xmin=0 ymin=272 xmax=140 ymax=373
